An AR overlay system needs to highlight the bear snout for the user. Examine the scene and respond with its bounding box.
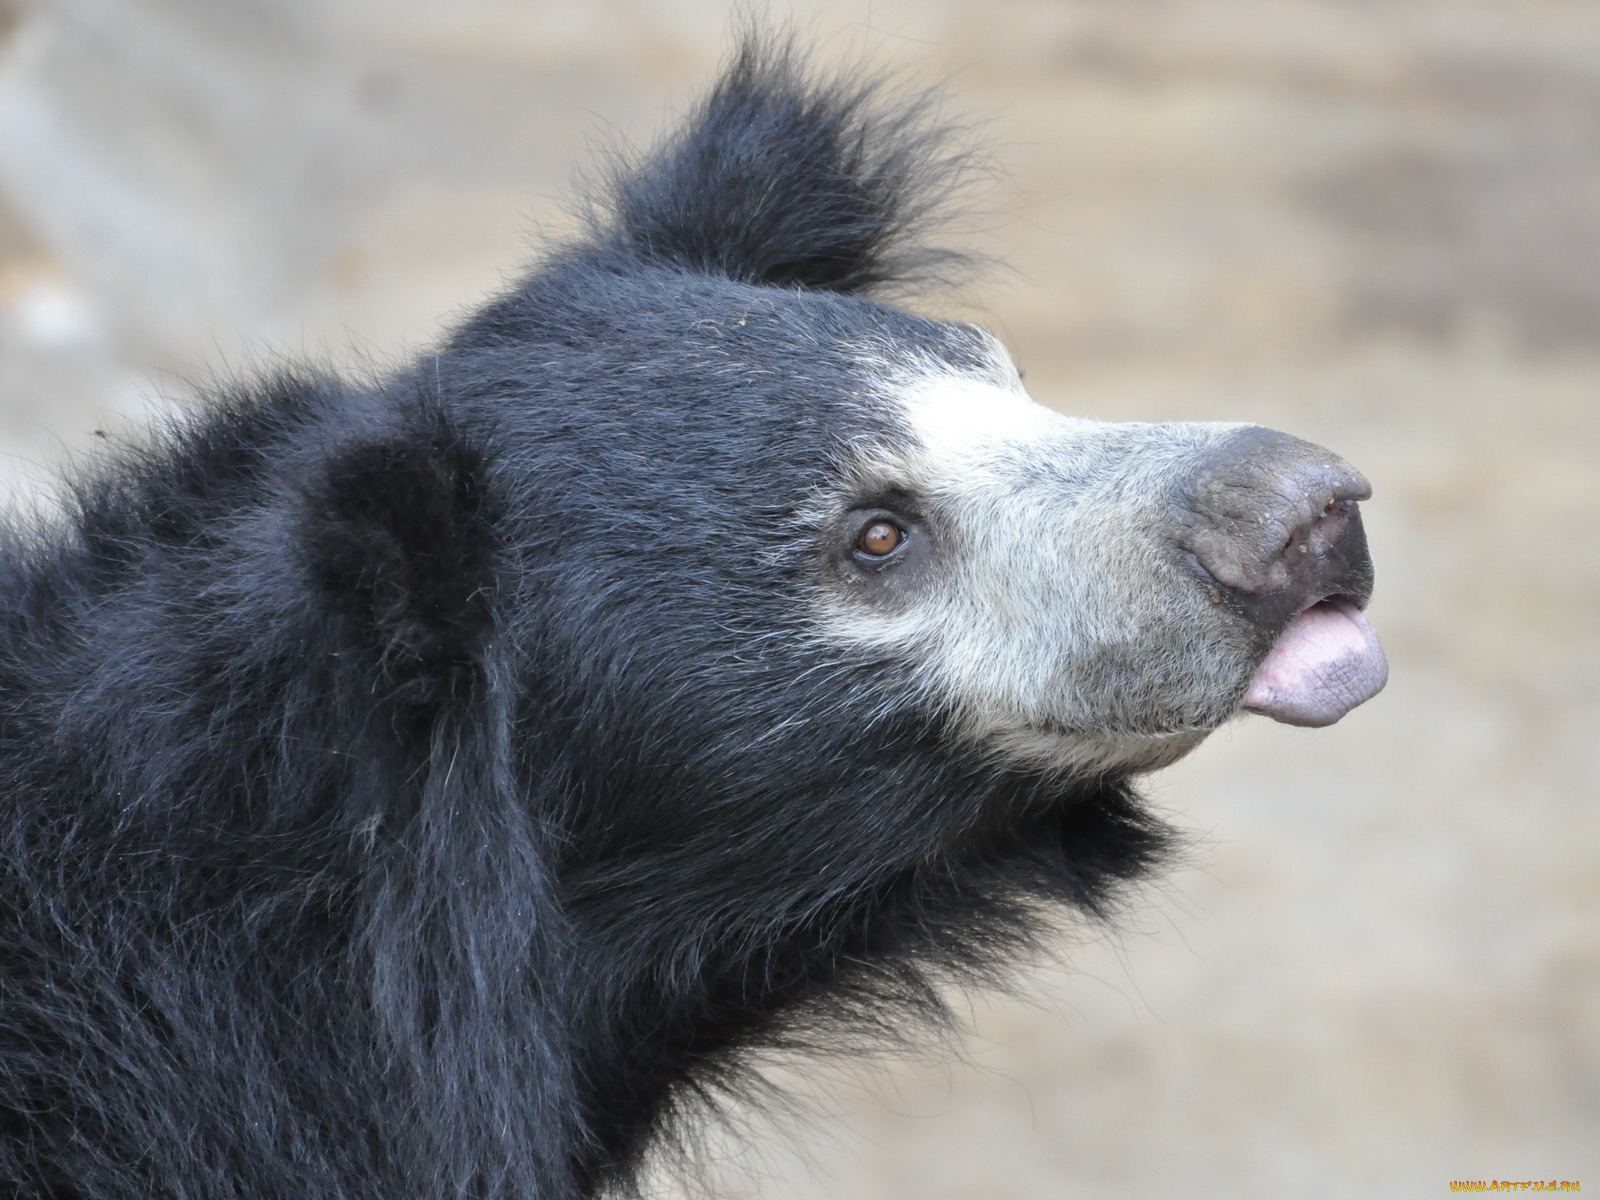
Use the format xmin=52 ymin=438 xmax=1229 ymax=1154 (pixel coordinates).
xmin=1176 ymin=425 xmax=1386 ymax=726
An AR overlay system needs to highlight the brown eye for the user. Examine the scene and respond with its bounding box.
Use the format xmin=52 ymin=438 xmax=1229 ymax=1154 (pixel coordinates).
xmin=857 ymin=521 xmax=904 ymax=557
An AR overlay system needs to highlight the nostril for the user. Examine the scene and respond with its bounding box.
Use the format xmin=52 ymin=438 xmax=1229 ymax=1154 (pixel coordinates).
xmin=1286 ymin=497 xmax=1346 ymax=554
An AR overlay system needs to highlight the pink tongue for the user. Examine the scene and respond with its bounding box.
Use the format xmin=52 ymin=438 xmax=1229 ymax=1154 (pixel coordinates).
xmin=1242 ymin=599 xmax=1388 ymax=727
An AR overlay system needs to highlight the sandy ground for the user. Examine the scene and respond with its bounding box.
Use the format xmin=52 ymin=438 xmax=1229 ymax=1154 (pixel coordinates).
xmin=0 ymin=2 xmax=1596 ymax=1197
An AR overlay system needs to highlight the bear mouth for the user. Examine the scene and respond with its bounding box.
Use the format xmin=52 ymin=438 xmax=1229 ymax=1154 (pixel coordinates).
xmin=1240 ymin=596 xmax=1388 ymax=727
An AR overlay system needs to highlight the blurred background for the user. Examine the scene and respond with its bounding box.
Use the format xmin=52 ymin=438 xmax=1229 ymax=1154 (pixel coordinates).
xmin=1 ymin=1 xmax=1595 ymax=1196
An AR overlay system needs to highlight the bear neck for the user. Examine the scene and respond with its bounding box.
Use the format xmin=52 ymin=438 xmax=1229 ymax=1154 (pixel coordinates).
xmin=546 ymin=764 xmax=1166 ymax=1190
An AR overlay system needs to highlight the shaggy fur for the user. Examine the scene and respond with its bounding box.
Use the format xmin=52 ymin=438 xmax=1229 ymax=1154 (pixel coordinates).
xmin=0 ymin=39 xmax=1180 ymax=1199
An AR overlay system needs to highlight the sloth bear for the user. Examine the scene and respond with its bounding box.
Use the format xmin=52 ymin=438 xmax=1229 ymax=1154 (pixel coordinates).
xmin=0 ymin=36 xmax=1386 ymax=1200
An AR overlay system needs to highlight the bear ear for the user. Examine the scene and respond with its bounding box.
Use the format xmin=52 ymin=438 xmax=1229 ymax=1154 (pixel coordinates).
xmin=304 ymin=422 xmax=499 ymax=685
xmin=588 ymin=31 xmax=982 ymax=296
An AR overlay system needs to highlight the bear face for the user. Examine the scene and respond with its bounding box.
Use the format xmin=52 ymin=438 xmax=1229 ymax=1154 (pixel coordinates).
xmin=442 ymin=264 xmax=1380 ymax=817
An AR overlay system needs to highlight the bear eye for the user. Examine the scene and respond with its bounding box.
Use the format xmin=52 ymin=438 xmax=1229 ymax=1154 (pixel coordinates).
xmin=857 ymin=521 xmax=904 ymax=557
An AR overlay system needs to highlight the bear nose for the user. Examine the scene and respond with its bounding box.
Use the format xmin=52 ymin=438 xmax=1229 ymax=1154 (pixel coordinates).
xmin=1180 ymin=427 xmax=1376 ymax=633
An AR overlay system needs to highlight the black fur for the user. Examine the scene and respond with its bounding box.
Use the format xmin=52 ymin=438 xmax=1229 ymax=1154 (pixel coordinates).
xmin=593 ymin=36 xmax=975 ymax=295
xmin=0 ymin=38 xmax=1167 ymax=1199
